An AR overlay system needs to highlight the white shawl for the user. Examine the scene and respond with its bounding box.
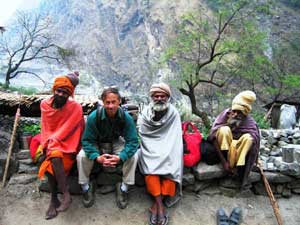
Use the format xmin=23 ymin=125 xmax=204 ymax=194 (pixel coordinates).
xmin=138 ymin=104 xmax=183 ymax=184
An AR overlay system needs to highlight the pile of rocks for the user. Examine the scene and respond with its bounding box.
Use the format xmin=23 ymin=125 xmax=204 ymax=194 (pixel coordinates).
xmin=1 ymin=116 xmax=300 ymax=199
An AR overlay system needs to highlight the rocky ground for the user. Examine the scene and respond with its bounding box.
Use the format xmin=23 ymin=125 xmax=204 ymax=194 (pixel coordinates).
xmin=0 ymin=181 xmax=300 ymax=225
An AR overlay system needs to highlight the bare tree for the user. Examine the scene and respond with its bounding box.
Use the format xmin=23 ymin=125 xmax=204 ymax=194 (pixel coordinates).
xmin=0 ymin=11 xmax=60 ymax=87
xmin=163 ymin=0 xmax=267 ymax=128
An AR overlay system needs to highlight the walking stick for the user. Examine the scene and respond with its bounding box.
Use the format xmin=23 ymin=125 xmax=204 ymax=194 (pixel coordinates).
xmin=257 ymin=162 xmax=283 ymax=225
xmin=1 ymin=96 xmax=21 ymax=188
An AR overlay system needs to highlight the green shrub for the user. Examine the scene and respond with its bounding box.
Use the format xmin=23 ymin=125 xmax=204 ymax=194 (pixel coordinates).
xmin=21 ymin=124 xmax=41 ymax=136
xmin=199 ymin=125 xmax=210 ymax=140
xmin=251 ymin=111 xmax=270 ymax=129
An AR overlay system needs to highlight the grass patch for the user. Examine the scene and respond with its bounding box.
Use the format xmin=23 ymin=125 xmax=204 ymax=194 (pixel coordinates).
xmin=0 ymin=84 xmax=38 ymax=95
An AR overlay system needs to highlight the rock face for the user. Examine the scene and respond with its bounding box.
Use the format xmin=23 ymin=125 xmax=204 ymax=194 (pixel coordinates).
xmin=38 ymin=0 xmax=202 ymax=93
xmin=31 ymin=0 xmax=299 ymax=95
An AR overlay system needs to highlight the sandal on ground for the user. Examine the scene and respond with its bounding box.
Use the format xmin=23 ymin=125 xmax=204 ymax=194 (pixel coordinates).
xmin=148 ymin=208 xmax=157 ymax=225
xmin=163 ymin=193 xmax=181 ymax=208
xmin=216 ymin=208 xmax=229 ymax=225
xmin=228 ymin=207 xmax=242 ymax=225
xmin=157 ymin=211 xmax=169 ymax=225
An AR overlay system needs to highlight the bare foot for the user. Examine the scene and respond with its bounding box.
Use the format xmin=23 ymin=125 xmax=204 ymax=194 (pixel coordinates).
xmin=149 ymin=202 xmax=158 ymax=225
xmin=157 ymin=204 xmax=168 ymax=225
xmin=56 ymin=192 xmax=72 ymax=212
xmin=157 ymin=204 xmax=164 ymax=222
xmin=45 ymin=197 xmax=60 ymax=220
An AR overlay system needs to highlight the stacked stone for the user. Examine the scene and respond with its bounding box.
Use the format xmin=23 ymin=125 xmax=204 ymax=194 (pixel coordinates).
xmin=258 ymin=129 xmax=300 ymax=197
xmin=7 ymin=118 xmax=39 ymax=186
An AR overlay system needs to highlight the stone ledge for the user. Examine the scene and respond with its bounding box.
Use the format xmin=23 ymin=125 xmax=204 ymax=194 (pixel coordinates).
xmin=8 ymin=174 xmax=37 ymax=185
xmin=193 ymin=162 xmax=226 ymax=181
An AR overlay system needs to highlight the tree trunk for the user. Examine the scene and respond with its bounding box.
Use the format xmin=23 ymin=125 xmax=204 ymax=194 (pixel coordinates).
xmin=4 ymin=72 xmax=10 ymax=88
xmin=180 ymin=86 xmax=211 ymax=129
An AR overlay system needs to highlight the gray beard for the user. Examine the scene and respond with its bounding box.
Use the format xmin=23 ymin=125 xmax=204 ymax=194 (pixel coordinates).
xmin=227 ymin=117 xmax=242 ymax=129
xmin=150 ymin=101 xmax=169 ymax=112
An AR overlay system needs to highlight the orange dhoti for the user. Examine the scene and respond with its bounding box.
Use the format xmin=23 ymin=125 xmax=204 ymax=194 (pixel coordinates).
xmin=145 ymin=175 xmax=176 ymax=197
xmin=38 ymin=150 xmax=75 ymax=179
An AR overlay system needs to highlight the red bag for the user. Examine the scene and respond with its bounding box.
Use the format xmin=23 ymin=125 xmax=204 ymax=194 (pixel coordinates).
xmin=29 ymin=133 xmax=42 ymax=162
xmin=182 ymin=121 xmax=202 ymax=167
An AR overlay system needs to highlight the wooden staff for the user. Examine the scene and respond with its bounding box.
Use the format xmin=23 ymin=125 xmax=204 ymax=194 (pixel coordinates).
xmin=264 ymin=102 xmax=274 ymax=121
xmin=257 ymin=162 xmax=283 ymax=225
xmin=1 ymin=103 xmax=21 ymax=188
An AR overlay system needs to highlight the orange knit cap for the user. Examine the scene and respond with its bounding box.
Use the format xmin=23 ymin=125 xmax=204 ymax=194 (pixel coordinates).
xmin=52 ymin=76 xmax=74 ymax=96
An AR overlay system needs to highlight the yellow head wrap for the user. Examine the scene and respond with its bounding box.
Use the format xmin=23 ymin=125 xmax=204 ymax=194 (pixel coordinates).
xmin=232 ymin=90 xmax=256 ymax=115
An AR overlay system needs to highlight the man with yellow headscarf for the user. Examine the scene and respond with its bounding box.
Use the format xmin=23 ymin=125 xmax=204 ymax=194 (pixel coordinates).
xmin=208 ymin=91 xmax=260 ymax=191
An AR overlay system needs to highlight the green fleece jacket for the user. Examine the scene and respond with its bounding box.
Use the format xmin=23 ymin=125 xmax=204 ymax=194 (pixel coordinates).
xmin=81 ymin=107 xmax=139 ymax=162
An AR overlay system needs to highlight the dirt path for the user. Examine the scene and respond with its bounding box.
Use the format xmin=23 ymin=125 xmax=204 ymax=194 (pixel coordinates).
xmin=0 ymin=183 xmax=300 ymax=225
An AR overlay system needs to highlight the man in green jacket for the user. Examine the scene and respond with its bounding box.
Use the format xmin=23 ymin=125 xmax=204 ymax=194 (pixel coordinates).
xmin=77 ymin=87 xmax=139 ymax=209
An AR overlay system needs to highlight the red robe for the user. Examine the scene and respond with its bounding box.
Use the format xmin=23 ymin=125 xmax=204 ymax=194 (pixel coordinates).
xmin=38 ymin=97 xmax=84 ymax=178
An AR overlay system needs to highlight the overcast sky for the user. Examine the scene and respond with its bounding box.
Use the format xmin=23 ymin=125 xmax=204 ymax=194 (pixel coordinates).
xmin=0 ymin=0 xmax=41 ymax=25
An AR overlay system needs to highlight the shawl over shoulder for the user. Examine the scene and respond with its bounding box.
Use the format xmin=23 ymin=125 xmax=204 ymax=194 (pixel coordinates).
xmin=41 ymin=97 xmax=84 ymax=156
xmin=138 ymin=104 xmax=183 ymax=184
xmin=209 ymin=108 xmax=260 ymax=174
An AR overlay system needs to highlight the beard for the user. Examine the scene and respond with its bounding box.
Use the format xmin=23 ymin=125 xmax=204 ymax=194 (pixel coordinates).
xmin=227 ymin=116 xmax=243 ymax=129
xmin=150 ymin=100 xmax=169 ymax=112
xmin=53 ymin=94 xmax=68 ymax=108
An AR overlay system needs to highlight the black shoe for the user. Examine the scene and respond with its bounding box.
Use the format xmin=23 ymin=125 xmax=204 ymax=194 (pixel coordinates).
xmin=116 ymin=182 xmax=128 ymax=209
xmin=228 ymin=207 xmax=242 ymax=225
xmin=216 ymin=208 xmax=229 ymax=225
xmin=82 ymin=181 xmax=96 ymax=208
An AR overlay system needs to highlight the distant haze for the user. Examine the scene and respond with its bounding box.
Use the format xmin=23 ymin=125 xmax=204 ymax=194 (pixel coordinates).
xmin=0 ymin=0 xmax=40 ymax=25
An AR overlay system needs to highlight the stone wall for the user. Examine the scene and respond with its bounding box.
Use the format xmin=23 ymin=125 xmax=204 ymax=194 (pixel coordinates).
xmin=1 ymin=115 xmax=300 ymax=198
xmin=0 ymin=116 xmax=40 ymax=181
xmin=181 ymin=129 xmax=300 ymax=198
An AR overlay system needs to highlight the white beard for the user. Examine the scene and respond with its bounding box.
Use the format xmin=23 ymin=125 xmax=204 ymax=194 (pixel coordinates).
xmin=150 ymin=100 xmax=169 ymax=112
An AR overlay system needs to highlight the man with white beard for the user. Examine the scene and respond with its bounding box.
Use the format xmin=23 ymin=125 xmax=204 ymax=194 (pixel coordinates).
xmin=138 ymin=83 xmax=183 ymax=225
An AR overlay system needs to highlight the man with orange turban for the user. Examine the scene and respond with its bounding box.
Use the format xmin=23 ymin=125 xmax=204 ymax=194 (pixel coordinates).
xmin=38 ymin=71 xmax=84 ymax=220
xmin=208 ymin=91 xmax=260 ymax=192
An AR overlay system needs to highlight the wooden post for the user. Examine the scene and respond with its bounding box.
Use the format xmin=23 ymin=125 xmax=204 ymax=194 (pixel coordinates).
xmin=1 ymin=107 xmax=21 ymax=188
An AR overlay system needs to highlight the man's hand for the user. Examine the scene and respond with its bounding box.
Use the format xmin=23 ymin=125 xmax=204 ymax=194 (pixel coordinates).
xmin=96 ymin=154 xmax=112 ymax=167
xmin=223 ymin=161 xmax=232 ymax=174
xmin=96 ymin=154 xmax=120 ymax=167
xmin=106 ymin=155 xmax=121 ymax=167
xmin=227 ymin=110 xmax=244 ymax=131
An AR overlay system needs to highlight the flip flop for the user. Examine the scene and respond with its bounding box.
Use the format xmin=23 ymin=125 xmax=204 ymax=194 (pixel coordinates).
xmin=45 ymin=209 xmax=58 ymax=220
xmin=149 ymin=208 xmax=157 ymax=225
xmin=157 ymin=211 xmax=169 ymax=225
xmin=228 ymin=207 xmax=242 ymax=225
xmin=216 ymin=208 xmax=229 ymax=225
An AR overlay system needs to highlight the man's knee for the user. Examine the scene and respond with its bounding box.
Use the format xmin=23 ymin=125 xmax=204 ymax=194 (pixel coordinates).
xmin=76 ymin=149 xmax=87 ymax=161
xmin=218 ymin=126 xmax=231 ymax=134
xmin=240 ymin=133 xmax=253 ymax=143
xmin=126 ymin=151 xmax=139 ymax=165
